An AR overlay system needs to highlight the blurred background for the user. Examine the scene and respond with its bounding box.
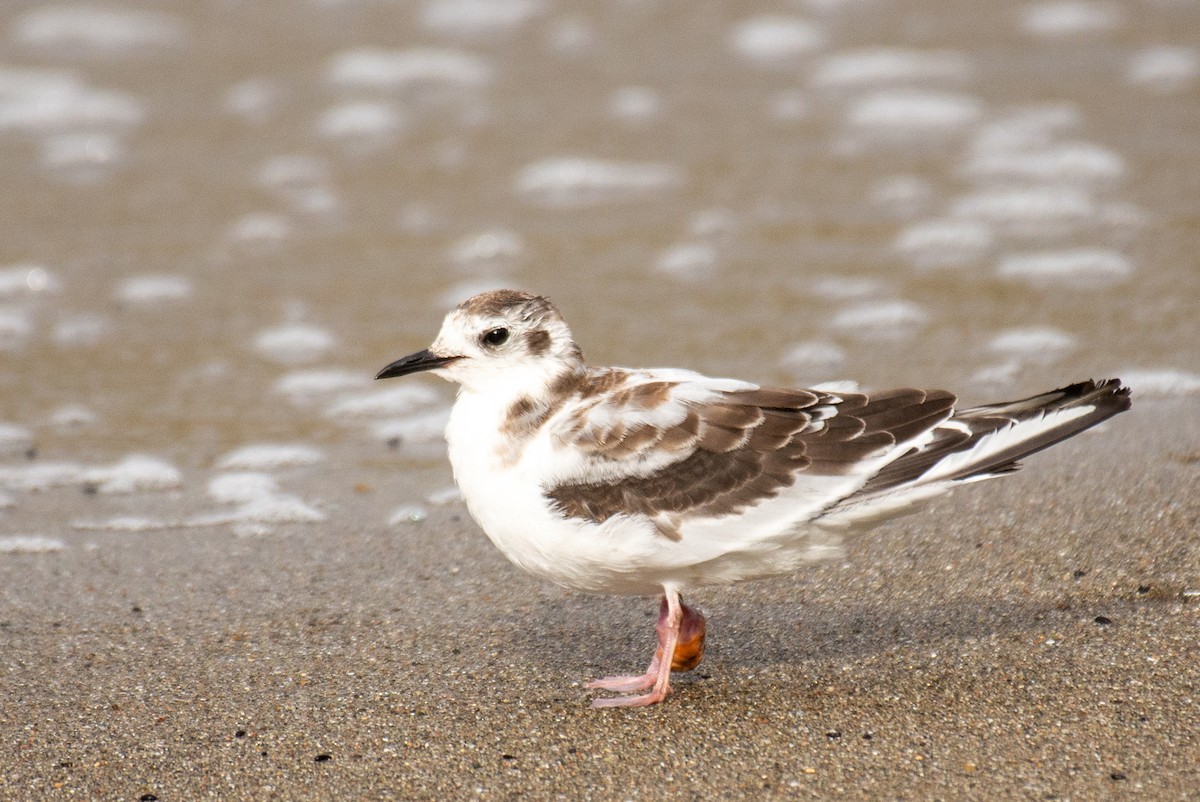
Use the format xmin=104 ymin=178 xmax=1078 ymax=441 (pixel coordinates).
xmin=0 ymin=0 xmax=1197 ymax=545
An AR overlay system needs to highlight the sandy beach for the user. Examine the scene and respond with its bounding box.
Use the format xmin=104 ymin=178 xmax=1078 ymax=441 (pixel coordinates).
xmin=3 ymin=398 xmax=1196 ymax=800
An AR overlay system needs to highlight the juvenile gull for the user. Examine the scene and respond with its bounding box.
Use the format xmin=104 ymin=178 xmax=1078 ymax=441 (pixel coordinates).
xmin=377 ymin=289 xmax=1131 ymax=708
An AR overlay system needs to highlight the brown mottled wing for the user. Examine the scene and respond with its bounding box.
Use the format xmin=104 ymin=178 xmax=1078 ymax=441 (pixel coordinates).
xmin=547 ymin=384 xmax=957 ymax=525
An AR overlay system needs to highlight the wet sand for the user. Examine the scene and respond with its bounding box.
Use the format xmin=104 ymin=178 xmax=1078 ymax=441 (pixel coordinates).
xmin=3 ymin=398 xmax=1197 ymax=801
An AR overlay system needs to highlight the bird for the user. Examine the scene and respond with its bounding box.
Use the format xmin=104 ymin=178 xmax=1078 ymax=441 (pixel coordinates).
xmin=376 ymin=289 xmax=1131 ymax=708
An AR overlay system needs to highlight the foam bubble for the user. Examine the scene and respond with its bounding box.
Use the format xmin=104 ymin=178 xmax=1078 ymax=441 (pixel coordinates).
xmin=48 ymin=404 xmax=98 ymax=428
xmin=372 ymin=408 xmax=452 ymax=446
xmin=421 ymin=0 xmax=544 ymax=38
xmin=1127 ymin=46 xmax=1200 ymax=94
xmin=0 ymin=307 xmax=32 ymax=349
xmin=0 ymin=536 xmax=65 ymax=553
xmin=515 ymin=157 xmax=681 ymax=207
xmin=115 ymin=274 xmax=193 ymax=305
xmin=808 ymin=275 xmax=883 ymax=301
xmin=12 ymin=6 xmax=187 ymax=53
xmin=830 ymin=300 xmax=929 ymax=339
xmin=0 ymin=264 xmax=59 ymax=297
xmin=449 ymin=228 xmax=526 ymax=272
xmin=730 ymin=16 xmax=825 ymax=64
xmin=325 ymin=384 xmax=441 ymax=419
xmin=997 ymin=248 xmax=1132 ymax=287
xmin=188 ymin=494 xmax=326 ymax=526
xmin=53 ymin=313 xmax=110 ymax=348
xmin=72 ymin=516 xmax=170 ymax=532
xmin=0 ymin=67 xmax=145 ymax=133
xmin=39 ymin=131 xmax=126 ymax=181
xmin=389 ymin=505 xmax=428 ymax=525
xmin=1020 ymin=1 xmax=1122 ymax=38
xmin=868 ymin=175 xmax=934 ymax=218
xmin=316 ymin=101 xmax=405 ymax=147
xmin=950 ymin=186 xmax=1095 ymax=226
xmin=217 ymin=444 xmax=324 ymax=470
xmin=653 ymin=242 xmax=719 ymax=281
xmin=208 ymin=472 xmax=282 ymax=504
xmin=253 ymin=323 xmax=336 ymax=365
xmin=325 ymin=47 xmax=493 ymax=92
xmin=427 ymin=486 xmax=463 ymax=505
xmin=894 ymin=219 xmax=993 ymax=270
xmin=609 ymin=86 xmax=662 ymax=124
xmin=83 ymin=455 xmax=182 ymax=494
xmin=227 ymin=213 xmax=292 ymax=251
xmin=812 ymin=48 xmax=972 ymax=89
xmin=1117 ymin=369 xmax=1200 ymax=397
xmin=961 ymin=141 xmax=1125 ymax=184
xmin=274 ymin=369 xmax=367 ymax=403
xmin=223 ymin=78 xmax=279 ymax=124
xmin=0 ymin=423 xmax=33 ymax=453
xmin=847 ymin=90 xmax=984 ymax=136
xmin=987 ymin=327 xmax=1078 ymax=361
xmin=0 ymin=462 xmax=84 ymax=491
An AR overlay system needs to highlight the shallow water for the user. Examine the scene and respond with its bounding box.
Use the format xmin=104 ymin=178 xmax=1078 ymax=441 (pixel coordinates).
xmin=1 ymin=0 xmax=1198 ymax=542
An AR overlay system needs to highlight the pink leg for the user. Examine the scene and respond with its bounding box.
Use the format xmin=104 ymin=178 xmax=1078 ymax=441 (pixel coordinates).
xmin=589 ymin=589 xmax=697 ymax=708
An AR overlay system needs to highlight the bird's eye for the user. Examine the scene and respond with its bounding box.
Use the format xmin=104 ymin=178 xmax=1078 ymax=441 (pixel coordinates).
xmin=482 ymin=327 xmax=509 ymax=347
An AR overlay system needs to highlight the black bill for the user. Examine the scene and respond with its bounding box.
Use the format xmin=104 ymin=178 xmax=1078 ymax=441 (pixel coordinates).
xmin=375 ymin=349 xmax=460 ymax=380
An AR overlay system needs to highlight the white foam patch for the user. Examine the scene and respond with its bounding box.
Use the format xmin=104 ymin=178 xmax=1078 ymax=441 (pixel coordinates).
xmin=1020 ymin=1 xmax=1122 ymax=38
xmin=372 ymin=408 xmax=452 ymax=445
xmin=987 ymin=327 xmax=1078 ymax=361
xmin=779 ymin=340 xmax=847 ymax=372
xmin=961 ymin=141 xmax=1125 ymax=184
xmin=207 ymin=472 xmax=281 ymax=504
xmin=316 ymin=101 xmax=405 ymax=147
xmin=449 ymin=228 xmax=525 ymax=272
xmin=1117 ymin=369 xmax=1200 ymax=398
xmin=421 ymin=0 xmax=544 ymax=38
xmin=653 ymin=242 xmax=719 ymax=281
xmin=84 ymin=455 xmax=182 ymax=494
xmin=13 ymin=6 xmax=187 ymax=53
xmin=0 ymin=536 xmax=65 ymax=553
xmin=0 ymin=264 xmax=59 ymax=297
xmin=48 ymin=404 xmax=98 ymax=428
xmin=868 ymin=175 xmax=934 ymax=218
xmin=389 ymin=505 xmax=429 ymax=525
xmin=115 ymin=274 xmax=193 ymax=305
xmin=325 ymin=384 xmax=441 ymax=419
xmin=808 ymin=275 xmax=883 ymax=301
xmin=53 ymin=313 xmax=110 ymax=348
xmin=0 ymin=67 xmax=145 ymax=133
xmin=427 ymin=486 xmax=463 ymax=505
xmin=997 ymin=248 xmax=1132 ymax=287
xmin=729 ymin=16 xmax=825 ymax=64
xmin=39 ymin=131 xmax=126 ymax=181
xmin=609 ymin=86 xmax=662 ymax=124
xmin=187 ymin=495 xmax=326 ymax=526
xmin=0 ymin=462 xmax=84 ymax=491
xmin=227 ymin=213 xmax=292 ymax=251
xmin=325 ymin=47 xmax=493 ymax=91
xmin=217 ymin=443 xmax=324 ymax=470
xmin=274 ymin=369 xmax=368 ymax=403
xmin=0 ymin=423 xmax=33 ymax=453
xmin=950 ymin=186 xmax=1095 ymax=227
xmin=72 ymin=516 xmax=171 ymax=532
xmin=253 ymin=323 xmax=336 ymax=365
xmin=0 ymin=307 xmax=32 ymax=349
xmin=224 ymin=78 xmax=279 ymax=124
xmin=895 ymin=219 xmax=993 ymax=270
xmin=847 ymin=90 xmax=983 ymax=136
xmin=830 ymin=300 xmax=929 ymax=339
xmin=812 ymin=48 xmax=972 ymax=89
xmin=515 ymin=157 xmax=682 ymax=207
xmin=1127 ymin=46 xmax=1200 ymax=94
